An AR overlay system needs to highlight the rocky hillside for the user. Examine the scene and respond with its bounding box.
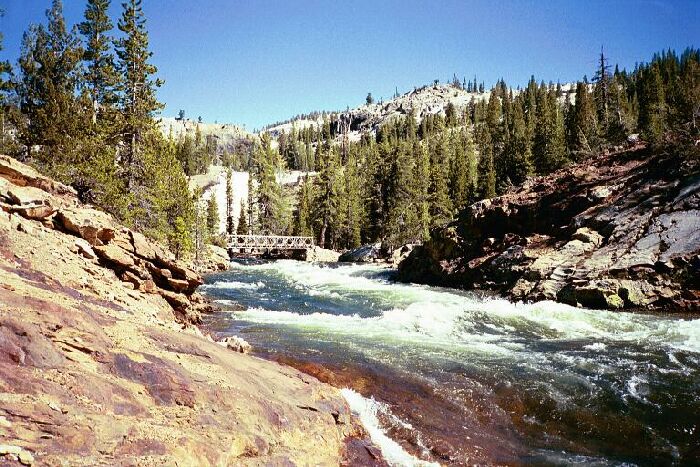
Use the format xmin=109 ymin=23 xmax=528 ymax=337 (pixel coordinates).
xmin=399 ymin=142 xmax=700 ymax=312
xmin=264 ymin=83 xmax=497 ymax=141
xmin=0 ymin=156 xmax=368 ymax=465
xmin=160 ymin=117 xmax=252 ymax=154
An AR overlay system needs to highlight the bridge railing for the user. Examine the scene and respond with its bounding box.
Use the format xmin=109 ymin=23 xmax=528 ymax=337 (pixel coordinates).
xmin=228 ymin=235 xmax=314 ymax=250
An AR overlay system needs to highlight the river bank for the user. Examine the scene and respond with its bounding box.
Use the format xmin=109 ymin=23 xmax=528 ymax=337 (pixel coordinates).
xmin=201 ymin=259 xmax=700 ymax=466
xmin=0 ymin=156 xmax=373 ymax=465
xmin=399 ymin=144 xmax=700 ymax=312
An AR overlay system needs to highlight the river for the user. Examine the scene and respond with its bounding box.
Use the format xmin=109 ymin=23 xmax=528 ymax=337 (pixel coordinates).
xmin=200 ymin=260 xmax=700 ymax=466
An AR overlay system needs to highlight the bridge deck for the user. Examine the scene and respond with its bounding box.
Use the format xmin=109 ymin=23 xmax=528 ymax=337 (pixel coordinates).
xmin=228 ymin=235 xmax=314 ymax=251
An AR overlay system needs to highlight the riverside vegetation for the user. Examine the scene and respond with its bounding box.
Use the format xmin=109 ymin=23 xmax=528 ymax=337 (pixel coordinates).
xmin=1 ymin=1 xmax=698 ymax=258
xmin=1 ymin=0 xmax=699 ymax=465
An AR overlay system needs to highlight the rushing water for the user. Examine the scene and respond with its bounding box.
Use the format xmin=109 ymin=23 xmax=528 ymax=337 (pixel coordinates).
xmin=200 ymin=260 xmax=700 ymax=466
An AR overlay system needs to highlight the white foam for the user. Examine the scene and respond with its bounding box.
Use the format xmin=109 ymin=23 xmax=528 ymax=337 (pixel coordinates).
xmin=203 ymin=280 xmax=264 ymax=290
xmin=228 ymin=260 xmax=700 ymax=356
xmin=584 ymin=342 xmax=607 ymax=351
xmin=340 ymin=388 xmax=440 ymax=467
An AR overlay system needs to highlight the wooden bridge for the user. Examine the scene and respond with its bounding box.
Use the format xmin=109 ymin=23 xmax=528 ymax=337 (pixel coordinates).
xmin=228 ymin=235 xmax=314 ymax=255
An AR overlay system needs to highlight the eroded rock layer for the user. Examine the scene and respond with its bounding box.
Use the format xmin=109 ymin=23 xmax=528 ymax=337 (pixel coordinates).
xmin=399 ymin=144 xmax=700 ymax=311
xmin=0 ymin=155 xmax=361 ymax=465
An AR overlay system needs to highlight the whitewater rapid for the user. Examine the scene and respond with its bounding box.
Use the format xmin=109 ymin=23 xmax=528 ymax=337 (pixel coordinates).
xmin=201 ymin=260 xmax=700 ymax=465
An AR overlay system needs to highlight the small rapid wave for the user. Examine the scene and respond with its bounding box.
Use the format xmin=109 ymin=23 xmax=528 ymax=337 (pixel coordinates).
xmin=202 ymin=280 xmax=265 ymax=290
xmin=341 ymin=388 xmax=440 ymax=467
xmin=203 ymin=260 xmax=700 ymax=464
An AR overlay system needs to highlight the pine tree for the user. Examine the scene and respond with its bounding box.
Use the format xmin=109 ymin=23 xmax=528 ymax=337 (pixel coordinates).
xmin=679 ymin=50 xmax=700 ymax=131
xmin=534 ymin=88 xmax=567 ymax=174
xmin=638 ymin=63 xmax=666 ymax=143
xmin=206 ymin=195 xmax=219 ymax=239
xmin=414 ymin=140 xmax=431 ymax=241
xmin=294 ymin=176 xmax=314 ymax=237
xmin=428 ymin=133 xmax=453 ymax=227
xmin=342 ymin=147 xmax=363 ymax=248
xmin=607 ymin=73 xmax=634 ymax=141
xmin=385 ymin=141 xmax=416 ymax=248
xmin=504 ymin=101 xmax=533 ymax=184
xmin=567 ymin=81 xmax=598 ymax=157
xmin=237 ymin=200 xmax=249 ymax=235
xmin=0 ymin=9 xmax=15 ymax=155
xmin=253 ymin=133 xmax=288 ymax=234
xmin=477 ymin=128 xmax=496 ymax=199
xmin=450 ymin=128 xmax=477 ymax=210
xmin=78 ymin=0 xmax=118 ymax=126
xmin=313 ymin=145 xmax=341 ymax=248
xmin=593 ymin=47 xmax=612 ymax=136
xmin=115 ymin=0 xmax=163 ymax=188
xmin=17 ymin=0 xmax=85 ymax=172
xmin=225 ymin=169 xmax=234 ymax=234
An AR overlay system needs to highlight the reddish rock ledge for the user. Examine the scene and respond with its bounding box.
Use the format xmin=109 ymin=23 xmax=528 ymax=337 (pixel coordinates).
xmin=0 ymin=155 xmax=373 ymax=466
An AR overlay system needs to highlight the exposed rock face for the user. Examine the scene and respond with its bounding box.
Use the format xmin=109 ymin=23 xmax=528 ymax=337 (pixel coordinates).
xmin=0 ymin=156 xmax=361 ymax=465
xmin=218 ymin=335 xmax=252 ymax=354
xmin=305 ymin=245 xmax=341 ymax=262
xmin=339 ymin=243 xmax=385 ymax=262
xmin=399 ymin=145 xmax=700 ymax=311
xmin=192 ymin=244 xmax=230 ymax=274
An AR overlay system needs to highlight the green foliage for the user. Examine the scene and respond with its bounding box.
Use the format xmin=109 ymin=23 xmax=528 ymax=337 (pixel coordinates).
xmin=253 ymin=133 xmax=290 ymax=235
xmin=638 ymin=63 xmax=666 ymax=143
xmin=504 ymin=100 xmax=534 ymax=184
xmin=115 ymin=0 xmax=163 ymax=188
xmin=294 ymin=176 xmax=314 ymax=237
xmin=477 ymin=128 xmax=496 ymax=199
xmin=312 ymin=145 xmax=341 ymax=248
xmin=206 ymin=195 xmax=219 ymax=238
xmin=18 ymin=0 xmax=85 ymax=170
xmin=236 ymin=199 xmax=249 ymax=235
xmin=567 ymin=81 xmax=598 ymax=157
xmin=78 ymin=0 xmax=119 ymax=126
xmin=226 ymin=169 xmax=234 ymax=234
xmin=533 ymin=88 xmax=566 ymax=174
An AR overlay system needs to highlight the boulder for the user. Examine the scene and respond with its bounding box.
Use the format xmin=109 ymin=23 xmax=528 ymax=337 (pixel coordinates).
xmin=218 ymin=336 xmax=252 ymax=354
xmin=339 ymin=243 xmax=384 ymax=262
xmin=56 ymin=208 xmax=116 ymax=246
xmin=94 ymin=244 xmax=135 ymax=269
xmin=74 ymin=238 xmax=97 ymax=260
xmin=110 ymin=230 xmax=135 ymax=254
xmin=0 ymin=154 xmax=76 ymax=196
xmin=159 ymin=289 xmax=191 ymax=310
xmin=560 ymin=280 xmax=624 ymax=309
xmin=6 ymin=185 xmax=50 ymax=206
xmin=305 ymin=246 xmax=340 ymax=262
xmin=390 ymin=244 xmax=417 ymax=266
xmin=167 ymin=278 xmax=190 ymax=293
xmin=131 ymin=230 xmax=158 ymax=261
xmin=589 ymin=186 xmax=612 ymax=201
xmin=572 ymin=227 xmax=603 ymax=247
xmin=154 ymin=252 xmax=203 ymax=290
xmin=121 ymin=270 xmax=143 ymax=288
xmin=10 ymin=204 xmax=56 ymax=220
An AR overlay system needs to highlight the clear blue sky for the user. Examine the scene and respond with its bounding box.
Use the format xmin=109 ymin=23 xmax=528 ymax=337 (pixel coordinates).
xmin=1 ymin=0 xmax=698 ymax=129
